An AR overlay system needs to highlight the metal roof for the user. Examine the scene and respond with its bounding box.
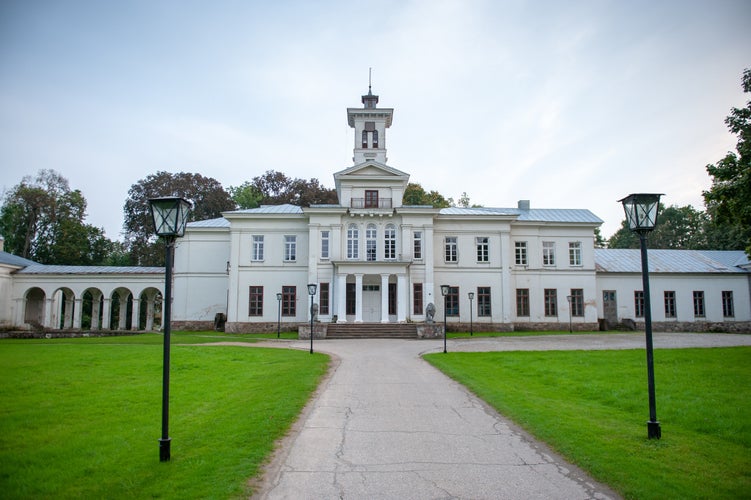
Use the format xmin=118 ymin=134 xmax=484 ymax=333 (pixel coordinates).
xmin=225 ymin=204 xmax=304 ymax=215
xmin=439 ymin=207 xmax=602 ymax=223
xmin=595 ymin=249 xmax=749 ymax=274
xmin=187 ymin=217 xmax=230 ymax=228
xmin=0 ymin=251 xmax=37 ymax=268
xmin=17 ymin=265 xmax=164 ymax=275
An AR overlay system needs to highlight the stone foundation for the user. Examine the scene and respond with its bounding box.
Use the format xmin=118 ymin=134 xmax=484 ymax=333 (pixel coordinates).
xmin=513 ymin=322 xmax=600 ymax=332
xmin=0 ymin=331 xmax=148 ymax=339
xmin=298 ymin=324 xmax=328 ymax=339
xmin=630 ymin=321 xmax=751 ymax=334
xmin=224 ymin=322 xmax=302 ymax=334
xmin=416 ymin=324 xmax=444 ymax=338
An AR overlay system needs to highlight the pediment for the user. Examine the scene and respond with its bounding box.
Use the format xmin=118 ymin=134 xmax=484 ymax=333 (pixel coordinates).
xmin=334 ymin=161 xmax=410 ymax=181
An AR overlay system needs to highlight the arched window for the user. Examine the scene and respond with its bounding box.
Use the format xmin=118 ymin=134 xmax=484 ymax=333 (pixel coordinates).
xmin=372 ymin=129 xmax=379 ymax=148
xmin=362 ymin=130 xmax=368 ymax=148
xmin=384 ymin=224 xmax=396 ymax=260
xmin=366 ymin=224 xmax=377 ymax=261
xmin=347 ymin=224 xmax=359 ymax=259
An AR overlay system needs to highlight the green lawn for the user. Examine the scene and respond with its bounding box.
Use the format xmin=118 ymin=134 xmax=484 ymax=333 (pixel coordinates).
xmin=0 ymin=335 xmax=328 ymax=499
xmin=424 ymin=348 xmax=751 ymax=499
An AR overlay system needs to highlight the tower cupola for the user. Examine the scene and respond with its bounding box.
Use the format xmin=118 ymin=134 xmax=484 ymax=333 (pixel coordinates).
xmin=347 ymin=87 xmax=394 ymax=165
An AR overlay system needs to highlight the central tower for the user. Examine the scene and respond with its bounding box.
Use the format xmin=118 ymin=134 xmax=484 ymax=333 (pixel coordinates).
xmin=347 ymin=86 xmax=394 ymax=165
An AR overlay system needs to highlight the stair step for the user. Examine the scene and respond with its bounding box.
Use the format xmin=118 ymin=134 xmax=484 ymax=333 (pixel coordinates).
xmin=326 ymin=323 xmax=418 ymax=339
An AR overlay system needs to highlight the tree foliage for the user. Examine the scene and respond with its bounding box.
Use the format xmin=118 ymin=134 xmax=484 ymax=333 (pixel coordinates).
xmin=703 ymin=68 xmax=751 ymax=257
xmin=402 ymin=183 xmax=452 ymax=208
xmin=0 ymin=169 xmax=115 ymax=265
xmin=233 ymin=170 xmax=338 ymax=207
xmin=607 ymin=204 xmax=711 ymax=249
xmin=123 ymin=171 xmax=236 ymax=266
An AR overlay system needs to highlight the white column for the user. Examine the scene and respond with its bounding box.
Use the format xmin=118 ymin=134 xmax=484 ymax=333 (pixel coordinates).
xmin=91 ymin=294 xmax=101 ymax=330
xmin=43 ymin=297 xmax=54 ymax=329
xmin=73 ymin=298 xmax=84 ymax=329
xmin=500 ymin=230 xmax=512 ymax=323
xmin=64 ymin=296 xmax=74 ymax=329
xmin=131 ymin=296 xmax=141 ymax=330
xmin=380 ymin=273 xmax=390 ymax=323
xmin=337 ymin=273 xmax=347 ymax=323
xmin=118 ymin=295 xmax=129 ymax=330
xmin=397 ymin=274 xmax=407 ymax=323
xmin=354 ymin=273 xmax=363 ymax=323
xmin=101 ymin=298 xmax=111 ymax=330
xmin=424 ymin=225 xmax=435 ymax=308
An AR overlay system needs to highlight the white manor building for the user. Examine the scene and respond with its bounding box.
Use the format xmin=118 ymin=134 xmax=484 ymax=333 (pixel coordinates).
xmin=1 ymin=88 xmax=750 ymax=335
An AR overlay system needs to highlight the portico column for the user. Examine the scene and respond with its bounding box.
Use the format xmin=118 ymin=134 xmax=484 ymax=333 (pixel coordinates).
xmin=101 ymin=297 xmax=111 ymax=330
xmin=117 ymin=295 xmax=129 ymax=330
xmin=64 ymin=295 xmax=74 ymax=329
xmin=131 ymin=295 xmax=141 ymax=331
xmin=354 ymin=273 xmax=364 ymax=323
xmin=145 ymin=296 xmax=155 ymax=331
xmin=380 ymin=273 xmax=390 ymax=323
xmin=73 ymin=298 xmax=84 ymax=330
xmin=337 ymin=274 xmax=347 ymax=323
xmin=397 ymin=274 xmax=407 ymax=323
xmin=43 ymin=297 xmax=53 ymax=329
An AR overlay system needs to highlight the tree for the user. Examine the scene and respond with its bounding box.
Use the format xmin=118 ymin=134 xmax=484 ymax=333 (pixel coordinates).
xmin=607 ymin=204 xmax=710 ymax=249
xmin=703 ymin=68 xmax=751 ymax=257
xmin=0 ymin=169 xmax=114 ymax=265
xmin=402 ymin=183 xmax=452 ymax=208
xmin=228 ymin=181 xmax=263 ymax=209
xmin=123 ymin=171 xmax=236 ymax=266
xmin=242 ymin=170 xmax=337 ymax=206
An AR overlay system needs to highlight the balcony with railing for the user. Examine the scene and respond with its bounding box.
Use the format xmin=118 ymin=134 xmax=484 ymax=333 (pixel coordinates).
xmin=350 ymin=198 xmax=392 ymax=209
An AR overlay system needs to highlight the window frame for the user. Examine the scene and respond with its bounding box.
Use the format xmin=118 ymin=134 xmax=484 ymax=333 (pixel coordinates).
xmin=722 ymin=290 xmax=734 ymax=317
xmin=516 ymin=288 xmax=530 ymax=317
xmin=284 ymin=235 xmax=297 ymax=262
xmin=384 ymin=224 xmax=396 ymax=260
xmin=476 ymin=237 xmax=489 ymax=263
xmin=251 ymin=235 xmax=264 ymax=262
xmin=515 ymin=241 xmax=528 ymax=266
xmin=445 ymin=236 xmax=458 ymax=263
xmin=248 ymin=286 xmax=263 ymax=316
xmin=542 ymin=241 xmax=556 ymax=266
xmin=413 ymin=283 xmax=423 ymax=315
xmin=364 ymin=190 xmax=379 ymax=208
xmin=544 ymin=288 xmax=558 ymax=317
xmin=347 ymin=224 xmax=359 ymax=260
xmin=693 ymin=291 xmax=705 ymax=318
xmin=319 ymin=283 xmax=329 ymax=315
xmin=477 ymin=286 xmax=491 ymax=317
xmin=413 ymin=231 xmax=422 ymax=260
xmin=570 ymin=288 xmax=584 ymax=317
xmin=282 ymin=286 xmax=296 ymax=317
xmin=664 ymin=291 xmax=676 ymax=318
xmin=320 ymin=230 xmax=329 ymax=260
xmin=568 ymin=241 xmax=582 ymax=267
xmin=634 ymin=290 xmax=645 ymax=318
xmin=366 ymin=224 xmax=377 ymax=261
xmin=446 ymin=286 xmax=460 ymax=316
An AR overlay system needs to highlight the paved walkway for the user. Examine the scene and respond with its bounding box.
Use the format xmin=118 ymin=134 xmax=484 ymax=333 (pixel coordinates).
xmin=252 ymin=333 xmax=751 ymax=499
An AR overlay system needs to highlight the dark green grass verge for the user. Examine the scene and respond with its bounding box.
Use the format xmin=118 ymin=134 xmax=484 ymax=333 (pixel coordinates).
xmin=424 ymin=348 xmax=751 ymax=500
xmin=0 ymin=339 xmax=328 ymax=498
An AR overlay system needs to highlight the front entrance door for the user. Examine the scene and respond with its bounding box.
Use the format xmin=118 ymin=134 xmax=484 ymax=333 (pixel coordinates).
xmin=363 ymin=285 xmax=381 ymax=322
xmin=603 ymin=290 xmax=617 ymax=325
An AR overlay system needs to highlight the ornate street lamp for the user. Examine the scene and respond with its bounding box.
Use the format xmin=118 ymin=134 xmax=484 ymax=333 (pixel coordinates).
xmin=307 ymin=283 xmax=317 ymax=354
xmin=440 ymin=285 xmax=450 ymax=353
xmin=566 ymin=295 xmax=573 ymax=333
xmin=619 ymin=193 xmax=663 ymax=439
xmin=276 ymin=292 xmax=283 ymax=339
xmin=148 ymin=196 xmax=192 ymax=462
xmin=468 ymin=291 xmax=474 ymax=336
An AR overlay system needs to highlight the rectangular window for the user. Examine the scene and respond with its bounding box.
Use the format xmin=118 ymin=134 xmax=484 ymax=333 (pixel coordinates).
xmin=365 ymin=190 xmax=379 ymax=208
xmin=252 ymin=235 xmax=264 ymax=261
xmin=346 ymin=283 xmax=356 ymax=315
xmin=569 ymin=241 xmax=582 ymax=266
xmin=544 ymin=288 xmax=558 ymax=317
xmin=693 ymin=291 xmax=705 ymax=318
xmin=320 ymin=231 xmax=329 ymax=260
xmin=319 ymin=283 xmax=329 ymax=315
xmin=282 ymin=286 xmax=296 ymax=316
xmin=515 ymin=241 xmax=528 ymax=266
xmin=634 ymin=291 xmax=644 ymax=318
xmin=543 ymin=241 xmax=556 ymax=266
xmin=664 ymin=291 xmax=676 ymax=318
xmin=445 ymin=236 xmax=458 ymax=262
xmin=722 ymin=291 xmax=734 ymax=317
xmin=249 ymin=286 xmax=263 ymax=316
xmin=570 ymin=289 xmax=584 ymax=317
xmin=388 ymin=283 xmax=397 ymax=315
xmin=477 ymin=287 xmax=491 ymax=317
xmin=516 ymin=288 xmax=530 ymax=317
xmin=347 ymin=225 xmax=359 ymax=259
xmin=284 ymin=235 xmax=297 ymax=262
xmin=476 ymin=237 xmax=489 ymax=262
xmin=446 ymin=286 xmax=459 ymax=316
xmin=413 ymin=231 xmax=422 ymax=259
xmin=384 ymin=225 xmax=396 ymax=260
xmin=413 ymin=283 xmax=423 ymax=315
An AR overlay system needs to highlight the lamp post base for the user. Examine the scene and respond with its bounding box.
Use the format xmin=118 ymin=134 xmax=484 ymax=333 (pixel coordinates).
xmin=159 ymin=437 xmax=171 ymax=461
xmin=647 ymin=421 xmax=661 ymax=439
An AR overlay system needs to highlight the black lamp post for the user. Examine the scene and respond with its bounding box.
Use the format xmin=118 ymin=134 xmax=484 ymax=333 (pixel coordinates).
xmin=566 ymin=295 xmax=573 ymax=333
xmin=440 ymin=285 xmax=449 ymax=353
xmin=148 ymin=196 xmax=192 ymax=462
xmin=619 ymin=193 xmax=663 ymax=440
xmin=276 ymin=292 xmax=282 ymax=339
xmin=307 ymin=283 xmax=317 ymax=354
xmin=468 ymin=291 xmax=474 ymax=336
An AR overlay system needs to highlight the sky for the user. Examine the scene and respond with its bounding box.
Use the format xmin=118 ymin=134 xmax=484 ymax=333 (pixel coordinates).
xmin=1 ymin=0 xmax=749 ymax=241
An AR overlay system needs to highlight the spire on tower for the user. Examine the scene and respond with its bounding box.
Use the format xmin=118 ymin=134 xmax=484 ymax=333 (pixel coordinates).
xmin=362 ymin=68 xmax=378 ymax=109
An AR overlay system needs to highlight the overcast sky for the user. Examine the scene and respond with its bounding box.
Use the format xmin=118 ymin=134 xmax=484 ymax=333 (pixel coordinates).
xmin=1 ymin=0 xmax=749 ymax=241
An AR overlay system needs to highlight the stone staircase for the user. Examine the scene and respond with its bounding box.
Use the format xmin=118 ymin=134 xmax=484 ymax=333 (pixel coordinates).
xmin=326 ymin=323 xmax=418 ymax=339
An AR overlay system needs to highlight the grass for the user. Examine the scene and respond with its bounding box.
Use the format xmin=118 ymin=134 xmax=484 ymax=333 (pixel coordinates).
xmin=0 ymin=335 xmax=328 ymax=499
xmin=424 ymin=347 xmax=751 ymax=499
